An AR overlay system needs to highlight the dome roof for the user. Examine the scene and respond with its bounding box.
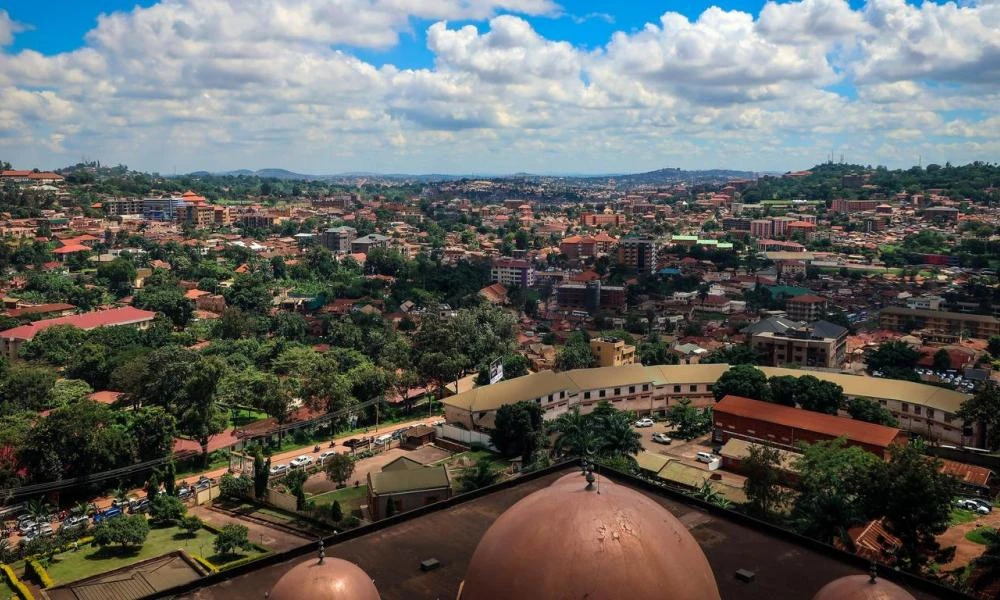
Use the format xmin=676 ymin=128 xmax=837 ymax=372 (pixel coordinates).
xmin=812 ymin=574 xmax=915 ymax=600
xmin=460 ymin=473 xmax=720 ymax=600
xmin=268 ymin=556 xmax=380 ymax=600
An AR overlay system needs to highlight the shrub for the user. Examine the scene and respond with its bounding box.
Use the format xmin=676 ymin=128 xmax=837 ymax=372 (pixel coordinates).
xmin=1 ymin=563 xmax=34 ymax=599
xmin=341 ymin=515 xmax=361 ymax=529
xmin=213 ymin=524 xmax=253 ymax=558
xmin=189 ymin=553 xmax=220 ymax=574
xmin=150 ymin=494 xmax=187 ymax=525
xmin=26 ymin=557 xmax=53 ymax=589
xmin=330 ymin=500 xmax=343 ymax=522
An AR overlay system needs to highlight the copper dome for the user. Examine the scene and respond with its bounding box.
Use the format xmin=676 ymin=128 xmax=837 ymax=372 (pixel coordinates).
xmin=460 ymin=472 xmax=720 ymax=600
xmin=812 ymin=574 xmax=915 ymax=600
xmin=268 ymin=556 xmax=380 ymax=600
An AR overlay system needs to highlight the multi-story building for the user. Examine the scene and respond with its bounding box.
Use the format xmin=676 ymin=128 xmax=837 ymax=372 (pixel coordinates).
xmin=490 ymin=258 xmax=535 ymax=287
xmin=770 ymin=216 xmax=794 ymax=238
xmin=749 ymin=219 xmax=773 ymax=238
xmin=312 ymin=194 xmax=359 ymax=209
xmin=102 ymin=197 xmax=144 ymax=216
xmin=722 ymin=217 xmax=751 ymax=232
xmin=239 ymin=213 xmax=276 ymax=228
xmin=351 ymin=234 xmax=390 ymax=255
xmin=879 ymin=306 xmax=1000 ymax=339
xmin=556 ymin=281 xmax=626 ymax=312
xmin=579 ymin=212 xmax=626 ymax=227
xmin=921 ymin=206 xmax=960 ymax=222
xmin=616 ymin=237 xmax=656 ymax=274
xmin=830 ymin=199 xmax=879 ymax=213
xmin=745 ymin=317 xmax=847 ymax=369
xmin=559 ymin=233 xmax=618 ymax=260
xmin=176 ymin=203 xmax=215 ymax=228
xmin=905 ymin=296 xmax=944 ymax=311
xmin=321 ymin=226 xmax=357 ymax=253
xmin=785 ymin=294 xmax=828 ymax=322
xmin=440 ymin=363 xmax=972 ymax=445
xmin=590 ymin=337 xmax=636 ymax=367
xmin=142 ymin=197 xmax=184 ymax=221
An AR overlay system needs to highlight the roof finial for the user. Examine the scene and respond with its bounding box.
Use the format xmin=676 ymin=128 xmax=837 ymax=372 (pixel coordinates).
xmin=318 ymin=539 xmax=325 ymax=565
xmin=868 ymin=561 xmax=877 ymax=584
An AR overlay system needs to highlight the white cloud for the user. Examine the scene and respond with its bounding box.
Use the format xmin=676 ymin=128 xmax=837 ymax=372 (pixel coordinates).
xmin=0 ymin=10 xmax=29 ymax=47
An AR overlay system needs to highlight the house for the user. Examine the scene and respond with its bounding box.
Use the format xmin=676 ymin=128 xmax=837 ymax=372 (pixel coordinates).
xmin=0 ymin=306 xmax=156 ymax=359
xmin=589 ymin=337 xmax=636 ymax=367
xmin=478 ymin=283 xmax=509 ymax=305
xmin=351 ymin=234 xmax=390 ymax=255
xmin=367 ymin=463 xmax=452 ymax=520
xmin=401 ymin=425 xmax=436 ymax=449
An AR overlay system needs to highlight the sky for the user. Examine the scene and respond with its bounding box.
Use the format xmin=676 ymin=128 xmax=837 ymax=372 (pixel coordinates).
xmin=0 ymin=0 xmax=997 ymax=175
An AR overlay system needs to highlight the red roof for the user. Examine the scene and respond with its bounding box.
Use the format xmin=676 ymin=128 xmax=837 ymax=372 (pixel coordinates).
xmin=0 ymin=306 xmax=156 ymax=341
xmin=4 ymin=303 xmax=75 ymax=317
xmin=52 ymin=244 xmax=90 ymax=254
xmin=715 ymin=395 xmax=903 ymax=449
xmin=1 ymin=170 xmax=32 ymax=177
xmin=787 ymin=294 xmax=827 ymax=304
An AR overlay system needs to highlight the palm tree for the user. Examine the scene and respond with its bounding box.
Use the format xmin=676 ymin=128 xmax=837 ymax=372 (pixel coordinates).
xmin=459 ymin=460 xmax=502 ymax=493
xmin=550 ymin=409 xmax=598 ymax=458
xmin=25 ymin=498 xmax=53 ymax=523
xmin=72 ymin=501 xmax=93 ymax=518
xmin=596 ymin=414 xmax=642 ymax=458
xmin=693 ymin=480 xmax=732 ymax=509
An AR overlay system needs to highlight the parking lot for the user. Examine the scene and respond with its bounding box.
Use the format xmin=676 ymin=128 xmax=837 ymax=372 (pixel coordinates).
xmin=633 ymin=421 xmax=747 ymax=487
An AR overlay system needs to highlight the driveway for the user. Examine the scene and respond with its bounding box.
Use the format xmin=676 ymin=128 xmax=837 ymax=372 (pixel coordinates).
xmin=635 ymin=426 xmax=747 ymax=487
xmin=188 ymin=505 xmax=310 ymax=553
xmin=937 ymin=507 xmax=1000 ymax=570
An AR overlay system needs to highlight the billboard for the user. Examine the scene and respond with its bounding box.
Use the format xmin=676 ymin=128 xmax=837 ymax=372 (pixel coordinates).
xmin=489 ymin=358 xmax=504 ymax=385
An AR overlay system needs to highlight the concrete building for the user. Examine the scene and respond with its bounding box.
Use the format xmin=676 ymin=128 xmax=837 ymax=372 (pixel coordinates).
xmin=555 ymin=281 xmax=626 ymax=312
xmin=590 ymin=337 xmax=636 ymax=367
xmin=713 ymin=395 xmax=906 ymax=459
xmin=440 ymin=363 xmax=972 ymax=445
xmin=750 ymin=219 xmax=773 ymax=238
xmin=102 ymin=197 xmax=143 ymax=216
xmin=351 ymin=233 xmax=390 ymax=255
xmin=142 ymin=197 xmax=184 ymax=221
xmin=579 ymin=212 xmax=626 ymax=227
xmin=366 ymin=460 xmax=451 ymax=521
xmin=785 ymin=295 xmax=828 ymax=322
xmin=745 ymin=317 xmax=848 ymax=369
xmin=616 ymin=237 xmax=657 ymax=274
xmin=830 ymin=199 xmax=879 ymax=213
xmin=880 ymin=306 xmax=1000 ymax=339
xmin=490 ymin=258 xmax=536 ymax=287
xmin=321 ymin=226 xmax=356 ymax=253
xmin=905 ymin=296 xmax=945 ymax=311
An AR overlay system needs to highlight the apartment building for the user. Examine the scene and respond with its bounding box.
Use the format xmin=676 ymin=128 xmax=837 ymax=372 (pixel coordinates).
xmin=749 ymin=219 xmax=773 ymax=238
xmin=239 ymin=213 xmax=276 ymax=229
xmin=490 ymin=258 xmax=535 ymax=287
xmin=785 ymin=295 xmax=828 ymax=322
xmin=321 ymin=226 xmax=357 ymax=253
xmin=590 ymin=337 xmax=636 ymax=367
xmin=830 ymin=199 xmax=879 ymax=213
xmin=351 ymin=234 xmax=390 ymax=255
xmin=745 ymin=317 xmax=847 ymax=369
xmin=556 ymin=281 xmax=626 ymax=312
xmin=880 ymin=306 xmax=1000 ymax=339
xmin=142 ymin=197 xmax=184 ymax=221
xmin=559 ymin=232 xmax=618 ymax=260
xmin=616 ymin=237 xmax=657 ymax=274
xmin=102 ymin=197 xmax=144 ymax=216
xmin=579 ymin=212 xmax=626 ymax=227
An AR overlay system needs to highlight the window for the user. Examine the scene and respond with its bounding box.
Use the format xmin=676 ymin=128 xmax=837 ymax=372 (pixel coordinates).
xmin=642 ymin=384 xmax=649 ymax=392
xmin=914 ymin=406 xmax=922 ymax=416
xmin=944 ymin=414 xmax=954 ymax=424
xmin=629 ymin=386 xmax=636 ymax=394
xmin=584 ymin=392 xmax=591 ymax=399
xmin=689 ymin=385 xmax=697 ymax=393
xmin=548 ymin=394 xmax=553 ymax=402
xmin=673 ymin=385 xmax=681 ymax=393
xmin=599 ymin=390 xmax=606 ymax=398
xmin=614 ymin=388 xmax=621 ymax=396
xmin=707 ymin=384 xmax=713 ymax=392
xmin=927 ymin=408 xmax=935 ymax=419
xmin=901 ymin=403 xmax=909 ymax=413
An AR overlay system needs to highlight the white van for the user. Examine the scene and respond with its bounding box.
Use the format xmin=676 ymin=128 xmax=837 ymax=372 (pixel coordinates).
xmin=696 ymin=452 xmax=716 ymax=464
xmin=374 ymin=434 xmax=393 ymax=445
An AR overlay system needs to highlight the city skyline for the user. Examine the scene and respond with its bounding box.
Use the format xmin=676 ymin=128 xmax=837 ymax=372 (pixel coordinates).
xmin=1 ymin=0 xmax=997 ymax=174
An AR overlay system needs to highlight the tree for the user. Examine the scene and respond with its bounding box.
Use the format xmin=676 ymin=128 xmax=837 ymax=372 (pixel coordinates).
xmin=550 ymin=409 xmax=598 ymax=457
xmin=665 ymin=399 xmax=712 ymax=440
xmin=794 ymin=376 xmax=843 ymax=415
xmin=0 ymin=365 xmax=56 ymax=412
xmin=702 ymin=345 xmax=760 ymax=365
xmin=959 ymin=382 xmax=1000 ymax=450
xmin=417 ymin=351 xmax=465 ymax=399
xmin=213 ymin=523 xmax=253 ymax=558
xmin=847 ymin=398 xmax=898 ymax=426
xmin=491 ymin=400 xmax=545 ymax=465
xmin=792 ymin=439 xmax=881 ymax=543
xmin=459 ymin=460 xmax=501 ymax=493
xmin=149 ymin=494 xmax=187 ymax=525
xmin=133 ymin=288 xmax=194 ymax=327
xmin=18 ymin=325 xmax=87 ymax=365
xmin=932 ymin=348 xmax=952 ymax=372
xmin=767 ymin=376 xmax=799 ymax=407
xmin=595 ymin=411 xmax=642 ymax=458
xmin=324 ymin=454 xmax=356 ymax=487
xmin=146 ymin=472 xmax=160 ymax=499
xmin=49 ymin=379 xmax=93 ymax=406
xmin=128 ymin=406 xmax=178 ymax=461
xmin=163 ymin=460 xmax=176 ymax=496
xmin=96 ymin=258 xmax=137 ymax=297
xmin=637 ymin=335 xmax=677 ymax=366
xmin=93 ymin=515 xmax=150 ymax=550
xmin=219 ymin=473 xmax=252 ymax=499
xmin=743 ymin=443 xmax=787 ymax=519
xmin=713 ymin=365 xmax=770 ymax=402
xmin=866 ymin=341 xmax=920 ymax=380
xmin=179 ymin=515 xmax=202 ymax=537
xmin=988 ymin=336 xmax=1000 ymax=357
xmin=252 ymin=447 xmax=270 ymax=499
xmin=284 ymin=469 xmax=308 ymax=510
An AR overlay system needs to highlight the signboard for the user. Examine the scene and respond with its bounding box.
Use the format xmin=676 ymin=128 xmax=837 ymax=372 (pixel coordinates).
xmin=489 ymin=358 xmax=504 ymax=385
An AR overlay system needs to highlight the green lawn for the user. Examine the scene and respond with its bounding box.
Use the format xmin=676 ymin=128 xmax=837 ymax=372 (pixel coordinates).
xmin=41 ymin=525 xmax=266 ymax=586
xmin=0 ymin=578 xmax=16 ymax=600
xmin=951 ymin=508 xmax=979 ymax=526
xmin=966 ymin=526 xmax=996 ymax=545
xmin=310 ymin=485 xmax=368 ymax=509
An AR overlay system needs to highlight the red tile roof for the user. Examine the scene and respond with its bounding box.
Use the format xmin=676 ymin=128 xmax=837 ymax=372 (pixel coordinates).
xmin=4 ymin=303 xmax=75 ymax=317
xmin=0 ymin=306 xmax=156 ymax=341
xmin=715 ymin=395 xmax=903 ymax=449
xmin=787 ymin=294 xmax=827 ymax=304
xmin=52 ymin=244 xmax=90 ymax=254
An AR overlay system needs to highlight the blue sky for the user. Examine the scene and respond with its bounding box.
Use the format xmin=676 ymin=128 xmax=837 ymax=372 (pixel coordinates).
xmin=0 ymin=0 xmax=995 ymax=174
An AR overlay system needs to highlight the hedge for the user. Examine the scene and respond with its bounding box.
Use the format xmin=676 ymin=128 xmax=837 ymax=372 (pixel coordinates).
xmin=217 ymin=553 xmax=268 ymax=571
xmin=189 ymin=554 xmax=219 ymax=574
xmin=25 ymin=557 xmax=53 ymax=589
xmin=0 ymin=564 xmax=33 ymax=600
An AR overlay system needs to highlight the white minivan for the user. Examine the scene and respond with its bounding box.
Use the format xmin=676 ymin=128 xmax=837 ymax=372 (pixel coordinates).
xmin=374 ymin=434 xmax=393 ymax=446
xmin=696 ymin=452 xmax=716 ymax=464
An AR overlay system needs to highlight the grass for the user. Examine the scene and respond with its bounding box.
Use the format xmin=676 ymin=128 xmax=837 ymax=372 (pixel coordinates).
xmin=41 ymin=525 xmax=266 ymax=586
xmin=309 ymin=485 xmax=368 ymax=509
xmin=0 ymin=578 xmax=15 ymax=600
xmin=951 ymin=508 xmax=979 ymax=526
xmin=966 ymin=526 xmax=996 ymax=546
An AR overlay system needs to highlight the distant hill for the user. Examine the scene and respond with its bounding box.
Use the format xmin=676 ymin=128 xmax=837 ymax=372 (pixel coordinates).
xmin=572 ymin=167 xmax=759 ymax=186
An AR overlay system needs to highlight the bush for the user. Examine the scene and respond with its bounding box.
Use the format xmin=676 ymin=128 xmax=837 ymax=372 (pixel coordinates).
xmin=213 ymin=524 xmax=252 ymax=558
xmin=26 ymin=557 xmax=54 ymax=589
xmin=330 ymin=500 xmax=343 ymax=522
xmin=1 ymin=563 xmax=34 ymax=599
xmin=219 ymin=473 xmax=252 ymax=499
xmin=217 ymin=552 xmax=267 ymax=571
xmin=179 ymin=515 xmax=203 ymax=537
xmin=189 ymin=553 xmax=220 ymax=574
xmin=341 ymin=515 xmax=361 ymax=529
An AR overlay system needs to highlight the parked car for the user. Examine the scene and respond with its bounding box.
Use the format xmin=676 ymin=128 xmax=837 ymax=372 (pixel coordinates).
xmin=127 ymin=498 xmax=150 ymax=514
xmin=318 ymin=450 xmax=338 ymax=463
xmin=634 ymin=418 xmax=655 ymax=428
xmin=696 ymin=451 xmax=717 ymax=464
xmin=431 ymin=419 xmax=445 ymax=427
xmin=967 ymin=498 xmax=993 ymax=512
xmin=290 ymin=455 xmax=314 ymax=468
xmin=270 ymin=464 xmax=290 ymax=476
xmin=61 ymin=515 xmax=88 ymax=531
xmin=342 ymin=438 xmax=360 ymax=448
xmin=652 ymin=433 xmax=672 ymax=445
xmin=17 ymin=520 xmax=38 ymax=535
xmin=177 ymin=487 xmax=193 ymax=500
xmin=93 ymin=507 xmax=122 ymax=523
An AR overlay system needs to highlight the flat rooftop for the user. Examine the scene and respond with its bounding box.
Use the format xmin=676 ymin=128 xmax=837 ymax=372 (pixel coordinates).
xmin=162 ymin=465 xmax=959 ymax=600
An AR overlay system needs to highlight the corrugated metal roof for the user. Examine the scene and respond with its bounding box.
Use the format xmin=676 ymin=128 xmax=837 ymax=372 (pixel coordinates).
xmin=369 ymin=466 xmax=450 ymax=495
